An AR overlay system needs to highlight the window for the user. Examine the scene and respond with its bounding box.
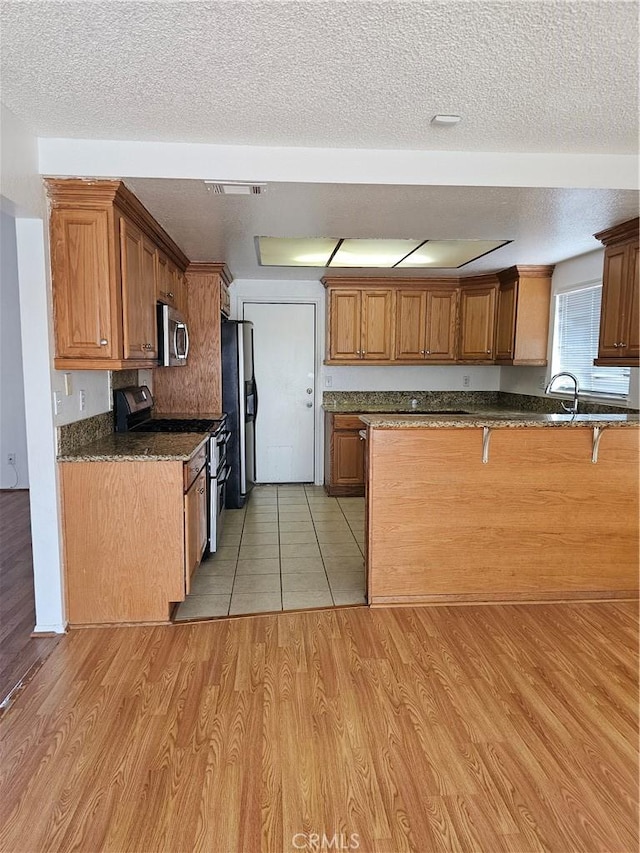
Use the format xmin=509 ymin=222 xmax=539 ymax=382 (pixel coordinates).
xmin=551 ymin=283 xmax=630 ymax=398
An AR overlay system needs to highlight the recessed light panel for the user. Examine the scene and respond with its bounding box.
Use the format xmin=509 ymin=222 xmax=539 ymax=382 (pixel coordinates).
xmin=397 ymin=240 xmax=509 ymax=268
xmin=329 ymin=239 xmax=423 ymax=268
xmin=258 ymin=237 xmax=338 ymax=266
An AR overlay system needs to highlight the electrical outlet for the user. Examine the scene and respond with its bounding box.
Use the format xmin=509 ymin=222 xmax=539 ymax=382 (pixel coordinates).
xmin=462 ymin=375 xmax=471 ymax=388
xmin=538 ymin=375 xmax=547 ymax=390
xmin=7 ymin=453 xmax=16 ymax=466
xmin=79 ymin=389 xmax=86 ymax=411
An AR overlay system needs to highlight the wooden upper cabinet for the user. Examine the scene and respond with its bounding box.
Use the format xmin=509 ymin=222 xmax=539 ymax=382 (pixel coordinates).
xmin=395 ymin=290 xmax=426 ymax=359
xmin=361 ymin=289 xmax=393 ymax=360
xmin=425 ymin=289 xmax=458 ymax=361
xmin=120 ymin=218 xmax=157 ymax=360
xmin=395 ymin=287 xmax=457 ymax=361
xmin=46 ymin=179 xmax=189 ymax=370
xmin=50 ymin=206 xmax=118 ymax=360
xmin=326 ymin=286 xmax=394 ymax=361
xmin=457 ymin=282 xmax=497 ymax=362
xmin=157 ymin=252 xmax=186 ymax=314
xmin=594 ymin=218 xmax=639 ymax=366
xmin=495 ymin=266 xmax=554 ymax=365
xmin=328 ymin=289 xmax=362 ymax=360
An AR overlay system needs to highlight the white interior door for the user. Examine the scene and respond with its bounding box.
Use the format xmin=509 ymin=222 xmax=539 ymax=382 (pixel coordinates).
xmin=243 ymin=302 xmax=316 ymax=483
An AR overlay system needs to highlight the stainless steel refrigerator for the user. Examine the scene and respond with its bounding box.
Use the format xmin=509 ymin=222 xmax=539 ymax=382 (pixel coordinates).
xmin=221 ymin=320 xmax=257 ymax=508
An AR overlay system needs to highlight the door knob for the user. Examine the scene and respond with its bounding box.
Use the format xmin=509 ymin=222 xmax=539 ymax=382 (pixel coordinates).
xmin=306 ymin=402 xmax=313 ymax=408
xmin=306 ymin=387 xmax=313 ymax=394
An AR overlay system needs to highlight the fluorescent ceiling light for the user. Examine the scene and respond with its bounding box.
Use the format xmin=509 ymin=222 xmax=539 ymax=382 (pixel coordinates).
xmin=257 ymin=237 xmax=510 ymax=268
xmin=258 ymin=237 xmax=338 ymax=266
xmin=329 ymin=239 xmax=423 ymax=268
xmin=397 ymin=240 xmax=509 ymax=268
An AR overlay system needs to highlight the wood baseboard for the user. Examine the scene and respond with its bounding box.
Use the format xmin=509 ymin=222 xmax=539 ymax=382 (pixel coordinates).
xmin=370 ymin=589 xmax=639 ymax=607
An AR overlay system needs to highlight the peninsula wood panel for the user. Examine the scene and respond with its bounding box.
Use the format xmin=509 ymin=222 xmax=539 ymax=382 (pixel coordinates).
xmin=153 ymin=264 xmax=228 ymax=413
xmin=367 ymin=427 xmax=639 ymax=603
xmin=60 ymin=461 xmax=185 ymax=624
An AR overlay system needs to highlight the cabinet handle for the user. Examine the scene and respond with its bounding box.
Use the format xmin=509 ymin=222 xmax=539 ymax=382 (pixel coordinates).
xmin=99 ymin=338 xmax=108 ymax=346
xmin=486 ymin=349 xmax=491 ymax=354
xmin=198 ymin=487 xmax=205 ymax=494
xmin=613 ymin=342 xmax=619 ymax=348
xmin=356 ymin=350 xmax=361 ymax=356
xmin=143 ymin=343 xmax=154 ymax=350
xmin=426 ymin=350 xmax=431 ymax=355
xmin=619 ymin=342 xmax=627 ymax=348
xmin=362 ymin=351 xmax=367 ymax=356
xmin=167 ymin=291 xmax=174 ymax=299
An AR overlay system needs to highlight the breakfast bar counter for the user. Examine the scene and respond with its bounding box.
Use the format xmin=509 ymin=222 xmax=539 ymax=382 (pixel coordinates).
xmin=361 ymin=415 xmax=639 ymax=606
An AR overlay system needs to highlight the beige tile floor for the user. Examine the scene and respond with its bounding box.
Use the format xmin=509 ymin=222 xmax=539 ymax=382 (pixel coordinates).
xmin=174 ymin=484 xmax=366 ymax=621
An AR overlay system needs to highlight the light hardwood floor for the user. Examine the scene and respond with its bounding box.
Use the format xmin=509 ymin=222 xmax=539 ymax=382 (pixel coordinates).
xmin=0 ymin=491 xmax=60 ymax=708
xmin=0 ymin=601 xmax=637 ymax=852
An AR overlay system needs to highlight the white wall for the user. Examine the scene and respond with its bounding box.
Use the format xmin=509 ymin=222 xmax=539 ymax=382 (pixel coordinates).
xmin=0 ymin=210 xmax=29 ymax=487
xmin=1 ymin=106 xmax=66 ymax=632
xmin=499 ymin=248 xmax=639 ymax=407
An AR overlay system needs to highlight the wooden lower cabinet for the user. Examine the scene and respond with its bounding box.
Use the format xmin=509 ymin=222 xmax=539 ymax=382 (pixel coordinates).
xmin=366 ymin=425 xmax=639 ymax=605
xmin=184 ymin=466 xmax=207 ymax=595
xmin=324 ymin=412 xmax=365 ymax=496
xmin=60 ymin=448 xmax=208 ymax=625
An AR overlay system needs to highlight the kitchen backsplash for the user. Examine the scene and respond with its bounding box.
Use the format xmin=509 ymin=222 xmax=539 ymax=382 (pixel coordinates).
xmin=56 ymin=369 xmax=141 ymax=456
xmin=56 ymin=410 xmax=114 ymax=456
xmin=323 ymin=390 xmax=635 ymax=414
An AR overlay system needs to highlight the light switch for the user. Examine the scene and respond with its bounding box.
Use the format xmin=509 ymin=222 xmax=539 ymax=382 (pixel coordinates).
xmin=64 ymin=373 xmax=73 ymax=396
xmin=53 ymin=391 xmax=62 ymax=415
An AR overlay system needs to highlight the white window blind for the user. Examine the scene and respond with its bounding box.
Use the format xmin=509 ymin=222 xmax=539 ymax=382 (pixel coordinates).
xmin=553 ymin=284 xmax=630 ymax=397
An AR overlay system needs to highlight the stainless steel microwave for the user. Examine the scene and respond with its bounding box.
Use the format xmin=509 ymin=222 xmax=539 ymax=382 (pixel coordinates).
xmin=157 ymin=303 xmax=189 ymax=366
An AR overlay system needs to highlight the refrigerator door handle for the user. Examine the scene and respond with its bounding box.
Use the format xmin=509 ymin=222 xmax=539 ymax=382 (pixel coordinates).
xmin=253 ymin=380 xmax=258 ymax=420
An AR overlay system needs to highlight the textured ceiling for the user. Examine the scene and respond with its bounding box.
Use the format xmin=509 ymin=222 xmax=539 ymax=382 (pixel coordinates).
xmin=125 ymin=179 xmax=640 ymax=280
xmin=1 ymin=0 xmax=638 ymax=153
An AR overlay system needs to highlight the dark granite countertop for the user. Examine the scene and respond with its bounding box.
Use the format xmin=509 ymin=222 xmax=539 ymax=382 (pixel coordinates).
xmin=359 ymin=412 xmax=639 ymax=429
xmin=58 ymin=432 xmax=209 ymax=462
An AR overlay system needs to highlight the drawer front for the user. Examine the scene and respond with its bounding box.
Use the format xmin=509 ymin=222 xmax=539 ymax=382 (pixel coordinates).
xmin=184 ymin=445 xmax=207 ymax=491
xmin=333 ymin=414 xmax=364 ymax=431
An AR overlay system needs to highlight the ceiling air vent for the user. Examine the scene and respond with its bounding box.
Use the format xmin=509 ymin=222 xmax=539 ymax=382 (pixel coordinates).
xmin=205 ymin=181 xmax=266 ymax=195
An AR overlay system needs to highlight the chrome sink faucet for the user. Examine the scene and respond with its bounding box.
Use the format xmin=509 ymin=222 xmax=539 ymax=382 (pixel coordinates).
xmin=545 ymin=372 xmax=580 ymax=414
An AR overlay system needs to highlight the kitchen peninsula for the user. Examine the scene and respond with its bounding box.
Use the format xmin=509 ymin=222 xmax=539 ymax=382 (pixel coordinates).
xmin=361 ymin=411 xmax=639 ymax=606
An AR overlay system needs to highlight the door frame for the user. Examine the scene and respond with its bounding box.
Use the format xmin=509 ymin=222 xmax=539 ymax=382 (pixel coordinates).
xmin=234 ymin=283 xmax=325 ymax=485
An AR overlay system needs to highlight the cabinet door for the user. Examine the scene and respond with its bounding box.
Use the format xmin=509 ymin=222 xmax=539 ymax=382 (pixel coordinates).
xmin=328 ymin=290 xmax=361 ymax=360
xmin=495 ymin=280 xmax=517 ymax=360
xmin=184 ymin=467 xmax=207 ymax=595
xmin=333 ymin=430 xmax=365 ymax=485
xmin=598 ymin=244 xmax=628 ymax=359
xmin=425 ymin=290 xmax=458 ymax=361
xmin=624 ymin=243 xmax=639 ymax=359
xmin=156 ymin=252 xmax=173 ymax=305
xmin=458 ymin=286 xmax=497 ymax=361
xmin=172 ymin=265 xmax=186 ymax=314
xmin=51 ymin=208 xmax=116 ymax=359
xmin=395 ymin=290 xmax=426 ymax=359
xmin=120 ymin=218 xmax=149 ymax=359
xmin=362 ymin=289 xmax=393 ymax=360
